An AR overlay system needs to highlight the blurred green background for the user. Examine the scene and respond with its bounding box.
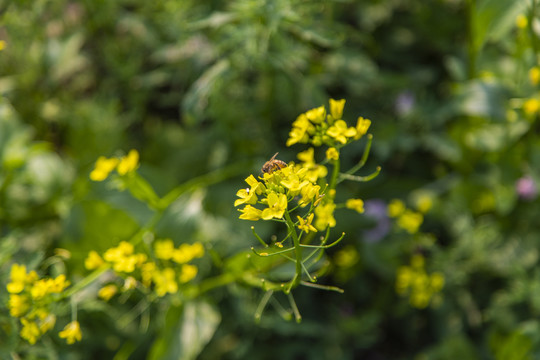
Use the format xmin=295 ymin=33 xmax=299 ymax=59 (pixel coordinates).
xmin=1 ymin=0 xmax=540 ymax=359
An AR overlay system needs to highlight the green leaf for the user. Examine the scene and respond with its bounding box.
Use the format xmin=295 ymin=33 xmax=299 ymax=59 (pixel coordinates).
xmin=472 ymin=0 xmax=530 ymax=52
xmin=148 ymin=300 xmax=221 ymax=360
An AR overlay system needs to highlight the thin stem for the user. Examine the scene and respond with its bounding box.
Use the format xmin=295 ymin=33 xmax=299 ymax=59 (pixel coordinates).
xmin=287 ymin=292 xmax=302 ymax=323
xmin=251 ymin=226 xmax=268 ymax=247
xmin=338 ymin=166 xmax=381 ymax=183
xmin=62 ymin=265 xmax=110 ymax=299
xmin=345 ymin=134 xmax=373 ymax=176
xmin=254 ymin=290 xmax=274 ymax=323
xmin=251 ymin=246 xmax=295 ymax=257
xmin=300 ymin=281 xmax=344 ymax=293
xmin=300 ymin=232 xmax=345 ymax=249
xmin=328 ymin=158 xmax=340 ymax=192
xmin=283 ymin=210 xmax=303 ymax=290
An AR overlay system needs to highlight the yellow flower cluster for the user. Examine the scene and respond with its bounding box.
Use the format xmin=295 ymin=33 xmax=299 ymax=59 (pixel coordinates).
xmin=387 ymin=199 xmax=424 ymax=234
xmin=235 ymin=164 xmax=324 ymax=228
xmin=286 ymin=99 xmax=371 ymax=148
xmin=90 ymin=149 xmax=139 ymax=181
xmin=296 ymin=148 xmax=328 ymax=182
xmin=6 ymin=264 xmax=74 ymax=344
xmin=396 ymin=254 xmax=444 ymax=309
xmin=85 ymin=239 xmax=204 ymax=299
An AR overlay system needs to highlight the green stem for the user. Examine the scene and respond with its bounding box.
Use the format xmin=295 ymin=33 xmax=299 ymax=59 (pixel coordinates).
xmin=328 ymin=158 xmax=340 ymax=192
xmin=345 ymin=134 xmax=373 ymax=176
xmin=62 ymin=264 xmax=110 ymax=299
xmin=283 ymin=210 xmax=302 ymax=291
xmin=467 ymin=0 xmax=477 ymax=79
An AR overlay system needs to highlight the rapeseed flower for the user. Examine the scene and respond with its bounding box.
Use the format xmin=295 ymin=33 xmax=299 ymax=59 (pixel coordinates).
xmin=314 ymin=202 xmax=336 ymax=230
xmin=261 ymin=193 xmax=288 ymax=220
xmin=329 ymin=99 xmax=345 ymax=121
xmin=117 ymin=149 xmax=139 ymax=175
xmin=98 ymin=284 xmax=118 ymax=301
xmin=84 ymin=251 xmax=104 ymax=270
xmin=59 ymin=321 xmax=82 ymax=344
xmin=90 ymin=156 xmax=119 ymax=181
xmin=326 ymin=120 xmax=357 ymax=144
xmin=346 ymin=198 xmax=365 ymax=213
xmin=326 ymin=147 xmax=339 ymax=161
xmin=297 ymin=213 xmax=317 ymax=233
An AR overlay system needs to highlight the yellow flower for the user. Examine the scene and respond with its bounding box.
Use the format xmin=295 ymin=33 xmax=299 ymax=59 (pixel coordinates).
xmin=98 ymin=284 xmax=118 ymax=301
xmin=141 ymin=262 xmax=157 ymax=287
xmin=234 ymin=188 xmax=257 ymax=207
xmin=20 ymin=318 xmax=41 ymax=344
xmin=410 ymin=290 xmax=431 ymax=309
xmin=112 ymin=254 xmax=142 ymax=273
xmin=516 ymin=14 xmax=527 ymax=29
xmin=346 ymin=198 xmax=364 ymax=213
xmin=287 ymin=114 xmax=313 ymax=146
xmin=334 ymin=245 xmax=359 ymax=267
xmin=238 ymin=205 xmax=262 ymax=221
xmin=413 ymin=192 xmax=433 ymax=213
xmin=329 ymin=99 xmax=345 ymax=121
xmin=326 ymin=147 xmax=339 ymax=161
xmin=117 ymin=149 xmax=139 ymax=175
xmin=396 ymin=266 xmax=413 ymax=294
xmin=261 ymin=193 xmax=288 ymax=220
xmin=314 ymin=202 xmax=336 ymax=230
xmin=9 ymin=294 xmax=29 ymax=317
xmin=31 ymin=279 xmax=52 ymax=300
xmin=172 ymin=242 xmax=205 ymax=264
xmin=298 ymin=183 xmax=321 ymax=207
xmin=39 ymin=314 xmax=56 ymax=333
xmin=398 ymin=210 xmax=423 ymax=234
xmin=84 ymin=251 xmax=104 ymax=270
xmin=104 ymin=241 xmax=134 ymax=262
xmin=281 ymin=173 xmax=309 ymax=197
xmin=326 ymin=120 xmax=357 ymax=144
xmin=387 ymin=199 xmax=405 ymax=217
xmin=524 ymin=98 xmax=540 ymax=115
xmin=123 ymin=276 xmax=138 ymax=291
xmin=430 ymin=272 xmax=445 ymax=292
xmin=7 ymin=264 xmax=28 ymax=294
xmin=0 ymin=40 xmax=6 ymax=51
xmin=354 ymin=117 xmax=371 ymax=140
xmin=297 ymin=213 xmax=317 ymax=233
xmin=234 ymin=175 xmax=265 ymax=207
xmin=179 ymin=264 xmax=198 ymax=283
xmin=297 ymin=147 xmax=316 ymax=163
xmin=51 ymin=274 xmax=70 ymax=293
xmin=530 ymin=67 xmax=540 ymax=86
xmin=90 ymin=156 xmax=119 ymax=181
xmin=297 ymin=148 xmax=327 ymax=182
xmin=305 ymin=105 xmax=326 ymax=123
xmin=153 ymin=268 xmax=178 ymax=296
xmin=155 ymin=239 xmax=175 ymax=260
xmin=59 ymin=321 xmax=82 ymax=344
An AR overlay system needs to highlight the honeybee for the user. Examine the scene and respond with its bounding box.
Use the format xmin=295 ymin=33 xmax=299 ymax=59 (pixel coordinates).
xmin=261 ymin=152 xmax=287 ymax=174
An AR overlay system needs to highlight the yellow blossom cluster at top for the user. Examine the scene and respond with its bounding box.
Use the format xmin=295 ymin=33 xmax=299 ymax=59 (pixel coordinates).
xmin=85 ymin=239 xmax=204 ymax=299
xmin=396 ymin=254 xmax=444 ymax=309
xmin=6 ymin=264 xmax=77 ymax=344
xmin=286 ymin=99 xmax=371 ymax=148
xmin=90 ymin=149 xmax=139 ymax=181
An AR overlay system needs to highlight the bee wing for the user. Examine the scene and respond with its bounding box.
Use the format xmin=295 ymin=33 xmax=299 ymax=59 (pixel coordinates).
xmin=270 ymin=152 xmax=279 ymax=161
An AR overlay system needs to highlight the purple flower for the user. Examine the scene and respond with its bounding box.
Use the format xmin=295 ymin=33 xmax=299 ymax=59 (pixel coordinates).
xmin=363 ymin=200 xmax=390 ymax=243
xmin=516 ymin=176 xmax=538 ymax=200
xmin=395 ymin=91 xmax=415 ymax=116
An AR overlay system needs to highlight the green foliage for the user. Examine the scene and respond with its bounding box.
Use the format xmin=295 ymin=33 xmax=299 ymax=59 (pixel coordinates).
xmin=2 ymin=0 xmax=540 ymax=359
